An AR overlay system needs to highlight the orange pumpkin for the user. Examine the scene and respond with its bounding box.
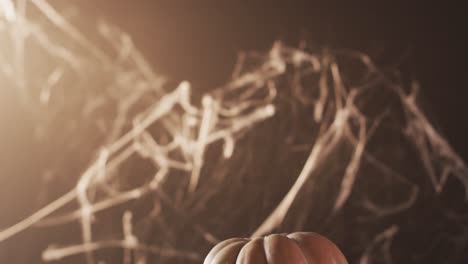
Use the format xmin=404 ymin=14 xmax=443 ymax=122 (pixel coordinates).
xmin=204 ymin=232 xmax=347 ymax=264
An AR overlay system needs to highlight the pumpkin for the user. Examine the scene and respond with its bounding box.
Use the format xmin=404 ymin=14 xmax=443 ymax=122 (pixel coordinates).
xmin=204 ymin=232 xmax=347 ymax=264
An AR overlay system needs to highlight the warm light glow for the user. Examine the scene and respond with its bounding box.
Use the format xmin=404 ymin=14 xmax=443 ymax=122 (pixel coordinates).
xmin=0 ymin=0 xmax=15 ymax=22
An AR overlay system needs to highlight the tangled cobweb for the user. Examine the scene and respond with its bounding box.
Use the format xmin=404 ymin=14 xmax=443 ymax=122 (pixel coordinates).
xmin=1 ymin=1 xmax=468 ymax=263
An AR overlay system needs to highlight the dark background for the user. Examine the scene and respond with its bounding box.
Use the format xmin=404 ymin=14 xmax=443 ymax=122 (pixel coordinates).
xmin=72 ymin=0 xmax=468 ymax=156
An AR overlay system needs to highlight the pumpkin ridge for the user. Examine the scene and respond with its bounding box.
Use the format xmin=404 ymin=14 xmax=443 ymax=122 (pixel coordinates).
xmin=264 ymin=234 xmax=309 ymax=264
xmin=287 ymin=234 xmax=312 ymax=264
xmin=236 ymin=238 xmax=268 ymax=264
xmin=300 ymin=233 xmax=347 ymax=264
xmin=211 ymin=240 xmax=249 ymax=264
xmin=288 ymin=232 xmax=348 ymax=264
xmin=204 ymin=238 xmax=248 ymax=264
